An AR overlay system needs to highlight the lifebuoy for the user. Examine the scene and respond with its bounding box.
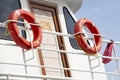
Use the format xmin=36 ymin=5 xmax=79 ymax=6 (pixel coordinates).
xmin=74 ymin=18 xmax=102 ymax=54
xmin=8 ymin=9 xmax=42 ymax=50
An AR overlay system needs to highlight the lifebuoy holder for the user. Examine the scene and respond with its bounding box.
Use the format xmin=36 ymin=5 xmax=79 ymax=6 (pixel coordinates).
xmin=74 ymin=18 xmax=102 ymax=54
xmin=8 ymin=9 xmax=42 ymax=50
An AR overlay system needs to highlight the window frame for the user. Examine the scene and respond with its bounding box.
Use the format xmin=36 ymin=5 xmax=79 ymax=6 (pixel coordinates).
xmin=63 ymin=7 xmax=81 ymax=50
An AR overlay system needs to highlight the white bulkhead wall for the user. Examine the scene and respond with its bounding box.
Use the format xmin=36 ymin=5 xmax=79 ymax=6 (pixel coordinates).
xmin=0 ymin=0 xmax=107 ymax=80
xmin=22 ymin=0 xmax=107 ymax=80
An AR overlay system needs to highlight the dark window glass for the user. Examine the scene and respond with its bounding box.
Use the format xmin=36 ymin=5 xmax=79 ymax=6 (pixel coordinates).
xmin=63 ymin=7 xmax=80 ymax=49
xmin=0 ymin=0 xmax=26 ymax=40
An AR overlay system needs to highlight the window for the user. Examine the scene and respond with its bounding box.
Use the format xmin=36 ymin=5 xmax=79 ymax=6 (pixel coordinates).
xmin=0 ymin=0 xmax=23 ymax=40
xmin=63 ymin=7 xmax=80 ymax=49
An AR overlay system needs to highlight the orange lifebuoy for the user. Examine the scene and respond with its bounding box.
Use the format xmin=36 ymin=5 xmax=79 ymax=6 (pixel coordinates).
xmin=8 ymin=9 xmax=42 ymax=50
xmin=74 ymin=18 xmax=102 ymax=54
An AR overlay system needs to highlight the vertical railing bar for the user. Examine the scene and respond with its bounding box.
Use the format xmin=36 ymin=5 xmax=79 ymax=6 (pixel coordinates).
xmin=22 ymin=49 xmax=28 ymax=80
xmin=24 ymin=22 xmax=35 ymax=62
xmin=7 ymin=75 xmax=10 ymax=80
xmin=113 ymin=45 xmax=120 ymax=72
xmin=88 ymin=56 xmax=94 ymax=80
xmin=113 ymin=45 xmax=120 ymax=80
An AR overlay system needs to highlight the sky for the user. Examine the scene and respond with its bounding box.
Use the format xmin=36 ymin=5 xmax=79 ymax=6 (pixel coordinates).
xmin=75 ymin=0 xmax=120 ymax=80
xmin=75 ymin=0 xmax=120 ymax=41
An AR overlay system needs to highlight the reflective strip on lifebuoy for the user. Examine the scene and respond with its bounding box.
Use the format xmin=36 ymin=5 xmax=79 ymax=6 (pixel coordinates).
xmin=74 ymin=18 xmax=102 ymax=54
xmin=8 ymin=9 xmax=42 ymax=50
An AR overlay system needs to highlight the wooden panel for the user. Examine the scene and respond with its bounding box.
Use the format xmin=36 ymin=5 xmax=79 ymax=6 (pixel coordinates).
xmin=33 ymin=6 xmax=63 ymax=77
xmin=29 ymin=1 xmax=71 ymax=77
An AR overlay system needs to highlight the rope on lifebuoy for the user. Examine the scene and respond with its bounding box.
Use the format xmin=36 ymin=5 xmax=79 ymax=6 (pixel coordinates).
xmin=74 ymin=18 xmax=102 ymax=55
xmin=8 ymin=9 xmax=42 ymax=50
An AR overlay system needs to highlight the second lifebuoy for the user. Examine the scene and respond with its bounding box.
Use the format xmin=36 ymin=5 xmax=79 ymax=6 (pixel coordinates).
xmin=74 ymin=18 xmax=102 ymax=54
xmin=8 ymin=9 xmax=42 ymax=50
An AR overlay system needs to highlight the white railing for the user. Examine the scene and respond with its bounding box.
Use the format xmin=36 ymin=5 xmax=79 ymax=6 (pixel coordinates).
xmin=0 ymin=20 xmax=120 ymax=80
